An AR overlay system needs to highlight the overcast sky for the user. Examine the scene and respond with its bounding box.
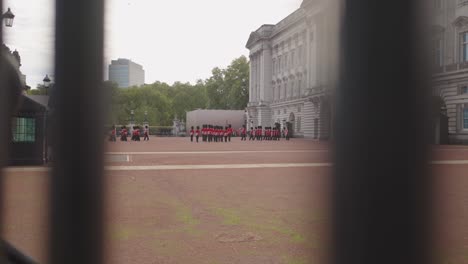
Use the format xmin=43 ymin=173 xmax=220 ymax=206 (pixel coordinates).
xmin=3 ymin=0 xmax=302 ymax=88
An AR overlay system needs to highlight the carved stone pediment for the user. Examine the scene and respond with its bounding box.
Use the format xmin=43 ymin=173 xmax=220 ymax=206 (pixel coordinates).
xmin=453 ymin=16 xmax=468 ymax=28
xmin=246 ymin=32 xmax=261 ymax=49
xmin=431 ymin=25 xmax=445 ymax=35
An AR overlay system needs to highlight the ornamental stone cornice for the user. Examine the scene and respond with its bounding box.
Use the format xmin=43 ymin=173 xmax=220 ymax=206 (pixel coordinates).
xmin=270 ymin=9 xmax=306 ymax=39
xmin=270 ymin=98 xmax=306 ymax=107
xmin=247 ymin=101 xmax=271 ymax=108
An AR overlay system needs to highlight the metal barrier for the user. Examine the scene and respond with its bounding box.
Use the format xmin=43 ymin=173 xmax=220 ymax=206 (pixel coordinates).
xmin=49 ymin=0 xmax=105 ymax=263
xmin=333 ymin=0 xmax=432 ymax=264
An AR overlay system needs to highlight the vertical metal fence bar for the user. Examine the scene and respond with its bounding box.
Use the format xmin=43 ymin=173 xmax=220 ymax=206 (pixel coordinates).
xmin=50 ymin=0 xmax=105 ymax=263
xmin=333 ymin=0 xmax=432 ymax=264
xmin=0 ymin=0 xmax=6 ymax=262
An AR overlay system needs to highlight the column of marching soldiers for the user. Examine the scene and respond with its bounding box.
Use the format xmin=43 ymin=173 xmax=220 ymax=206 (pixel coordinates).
xmin=189 ymin=124 xmax=290 ymax=143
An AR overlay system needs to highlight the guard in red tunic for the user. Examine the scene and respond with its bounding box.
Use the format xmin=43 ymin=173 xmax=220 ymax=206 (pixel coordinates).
xmin=241 ymin=125 xmax=247 ymax=141
xmin=228 ymin=124 xmax=232 ymax=142
xmin=209 ymin=125 xmax=213 ymax=142
xmin=120 ymin=126 xmax=127 ymax=141
xmin=195 ymin=126 xmax=200 ymax=143
xmin=132 ymin=126 xmax=140 ymax=141
xmin=109 ymin=125 xmax=116 ymax=142
xmin=224 ymin=126 xmax=228 ymax=143
xmin=203 ymin=125 xmax=207 ymax=142
xmin=190 ymin=126 xmax=194 ymax=142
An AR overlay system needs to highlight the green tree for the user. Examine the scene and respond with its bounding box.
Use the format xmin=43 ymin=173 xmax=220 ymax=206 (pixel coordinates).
xmin=105 ymin=55 xmax=249 ymax=125
xmin=224 ymin=56 xmax=250 ymax=109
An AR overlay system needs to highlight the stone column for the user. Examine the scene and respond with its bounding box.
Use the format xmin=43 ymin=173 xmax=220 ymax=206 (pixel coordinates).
xmin=260 ymin=44 xmax=272 ymax=102
xmin=249 ymin=54 xmax=254 ymax=102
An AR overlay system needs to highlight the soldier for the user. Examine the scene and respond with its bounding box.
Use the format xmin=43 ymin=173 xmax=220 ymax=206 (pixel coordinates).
xmin=228 ymin=124 xmax=232 ymax=142
xmin=109 ymin=125 xmax=116 ymax=142
xmin=210 ymin=125 xmax=214 ymax=142
xmin=195 ymin=126 xmax=200 ymax=143
xmin=224 ymin=127 xmax=229 ymax=143
xmin=285 ymin=126 xmax=290 ymax=140
xmin=190 ymin=126 xmax=194 ymax=142
xmin=202 ymin=125 xmax=206 ymax=142
xmin=133 ymin=126 xmax=141 ymax=141
xmin=120 ymin=126 xmax=128 ymax=141
xmin=212 ymin=126 xmax=218 ymax=142
xmin=241 ymin=125 xmax=247 ymax=141
xmin=218 ymin=126 xmax=223 ymax=142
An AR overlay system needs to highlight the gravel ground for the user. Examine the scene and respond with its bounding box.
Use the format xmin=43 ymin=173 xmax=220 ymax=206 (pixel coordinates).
xmin=1 ymin=138 xmax=467 ymax=264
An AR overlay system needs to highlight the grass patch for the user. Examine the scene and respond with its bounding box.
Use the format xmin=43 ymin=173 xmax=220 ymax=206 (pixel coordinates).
xmin=213 ymin=208 xmax=242 ymax=225
xmin=212 ymin=207 xmax=309 ymax=244
xmin=282 ymin=255 xmax=307 ymax=264
xmin=111 ymin=227 xmax=137 ymax=241
xmin=175 ymin=205 xmax=202 ymax=236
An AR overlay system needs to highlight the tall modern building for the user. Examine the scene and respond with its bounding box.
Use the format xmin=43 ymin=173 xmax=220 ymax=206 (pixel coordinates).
xmin=108 ymin=58 xmax=145 ymax=88
xmin=245 ymin=0 xmax=340 ymax=139
xmin=432 ymin=0 xmax=468 ymax=143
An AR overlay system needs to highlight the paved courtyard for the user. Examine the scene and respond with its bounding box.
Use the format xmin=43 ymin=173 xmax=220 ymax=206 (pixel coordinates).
xmin=2 ymin=137 xmax=468 ymax=263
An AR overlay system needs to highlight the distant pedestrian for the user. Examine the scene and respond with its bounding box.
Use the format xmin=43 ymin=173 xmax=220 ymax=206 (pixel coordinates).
xmin=144 ymin=125 xmax=149 ymax=141
xmin=196 ymin=126 xmax=200 ymax=143
xmin=109 ymin=125 xmax=116 ymax=142
xmin=190 ymin=126 xmax=194 ymax=142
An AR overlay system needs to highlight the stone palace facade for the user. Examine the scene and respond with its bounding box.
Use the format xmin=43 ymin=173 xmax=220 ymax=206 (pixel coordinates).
xmin=432 ymin=0 xmax=468 ymax=143
xmin=245 ymin=0 xmax=339 ymax=139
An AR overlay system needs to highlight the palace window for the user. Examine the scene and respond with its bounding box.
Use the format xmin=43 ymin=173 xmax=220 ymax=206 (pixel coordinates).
xmin=291 ymin=50 xmax=295 ymax=67
xmin=272 ymin=83 xmax=276 ymax=100
xmin=461 ymin=32 xmax=468 ymax=62
xmin=285 ymin=54 xmax=288 ymax=69
xmin=12 ymin=117 xmax=36 ymax=143
xmin=432 ymin=38 xmax=443 ymax=67
xmin=298 ymin=79 xmax=302 ymax=96
xmin=464 ymin=108 xmax=468 ymax=129
xmin=297 ymin=116 xmax=302 ymax=132
xmin=461 ymin=86 xmax=468 ymax=94
xmin=278 ymin=56 xmax=282 ymax=72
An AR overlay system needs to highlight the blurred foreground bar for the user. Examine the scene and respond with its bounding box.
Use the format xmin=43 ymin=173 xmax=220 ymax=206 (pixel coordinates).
xmin=50 ymin=0 xmax=105 ymax=263
xmin=333 ymin=0 xmax=432 ymax=264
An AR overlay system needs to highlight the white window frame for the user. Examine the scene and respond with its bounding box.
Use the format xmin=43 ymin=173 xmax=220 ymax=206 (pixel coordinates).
xmin=433 ymin=38 xmax=443 ymax=67
xmin=461 ymin=32 xmax=468 ymax=62
xmin=463 ymin=107 xmax=468 ymax=130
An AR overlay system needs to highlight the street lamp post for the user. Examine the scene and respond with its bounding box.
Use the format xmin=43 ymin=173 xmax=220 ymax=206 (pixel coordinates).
xmin=130 ymin=110 xmax=135 ymax=123
xmin=43 ymin=74 xmax=51 ymax=95
xmin=2 ymin=8 xmax=15 ymax=27
xmin=144 ymin=110 xmax=148 ymax=122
